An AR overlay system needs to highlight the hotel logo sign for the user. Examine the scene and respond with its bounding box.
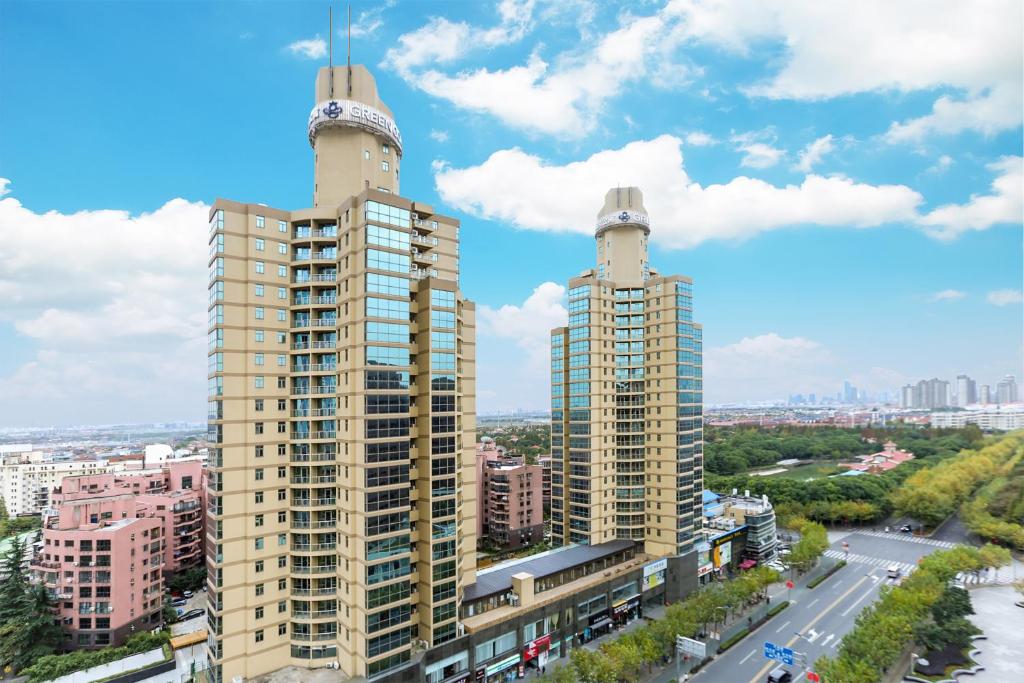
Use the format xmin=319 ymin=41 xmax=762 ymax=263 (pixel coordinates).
xmin=596 ymin=209 xmax=650 ymax=234
xmin=308 ymin=99 xmax=403 ymax=155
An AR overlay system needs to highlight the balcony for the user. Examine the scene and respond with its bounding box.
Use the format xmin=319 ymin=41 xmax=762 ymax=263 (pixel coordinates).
xmin=290 ymin=519 xmax=337 ymax=530
xmin=411 ymin=234 xmax=435 ymax=247
xmin=311 ymin=319 xmax=337 ymax=328
xmin=413 ymin=218 xmax=436 ymax=231
xmin=290 ymin=451 xmax=336 ymax=463
xmin=290 ymin=566 xmax=338 ymax=575
xmin=311 ymin=385 xmax=337 ymax=394
xmin=292 ymin=609 xmax=338 ymax=620
xmin=291 ymin=542 xmax=338 ymax=552
xmin=291 ymin=587 xmax=338 ymax=597
xmin=291 ymin=498 xmax=337 ymax=508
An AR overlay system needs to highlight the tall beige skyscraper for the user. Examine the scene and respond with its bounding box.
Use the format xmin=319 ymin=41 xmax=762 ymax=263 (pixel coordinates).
xmin=206 ymin=64 xmax=477 ymax=682
xmin=549 ymin=187 xmax=703 ymax=559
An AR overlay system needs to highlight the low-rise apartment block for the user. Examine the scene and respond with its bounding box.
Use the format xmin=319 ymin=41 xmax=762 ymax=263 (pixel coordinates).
xmin=31 ymin=496 xmax=165 ymax=649
xmin=52 ymin=458 xmax=206 ymax=573
xmin=476 ymin=441 xmax=543 ymax=548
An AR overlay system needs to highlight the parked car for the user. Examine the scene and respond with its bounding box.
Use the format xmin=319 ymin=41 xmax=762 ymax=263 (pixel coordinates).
xmin=899 ymin=525 xmax=912 ymax=533
xmin=171 ymin=598 xmax=188 ymax=608
xmin=180 ymin=609 xmax=205 ymax=621
xmin=183 ymin=590 xmax=194 ymax=598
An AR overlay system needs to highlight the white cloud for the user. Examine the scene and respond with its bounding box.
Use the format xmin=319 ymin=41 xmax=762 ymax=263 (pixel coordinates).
xmin=794 ymin=134 xmax=835 ymax=173
xmin=685 ymin=131 xmax=717 ymax=146
xmin=737 ymin=142 xmax=784 ymax=169
xmin=927 ymin=155 xmax=955 ymax=174
xmin=670 ymin=0 xmax=1022 ymax=140
xmin=435 ymin=135 xmax=924 ymax=249
xmin=731 ymin=130 xmax=785 ymax=169
xmin=918 ymin=156 xmax=1023 ymax=239
xmin=929 ymin=289 xmax=966 ymax=302
xmin=986 ymin=289 xmax=1023 ymax=306
xmin=476 ymin=282 xmax=567 ymax=412
xmin=287 ymin=36 xmax=327 ymax=60
xmin=348 ymin=1 xmax=396 ymax=38
xmin=0 ymin=182 xmax=209 ymax=425
xmin=703 ymin=333 xmax=835 ymax=404
xmin=383 ymin=1 xmax=697 ymax=137
xmin=885 ymin=83 xmax=1022 ymax=143
xmin=429 ymin=130 xmax=450 ymax=143
xmin=382 ymin=0 xmax=535 ymax=76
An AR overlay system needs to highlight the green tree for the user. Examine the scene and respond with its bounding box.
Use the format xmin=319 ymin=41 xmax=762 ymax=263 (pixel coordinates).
xmin=0 ymin=536 xmax=29 ymax=626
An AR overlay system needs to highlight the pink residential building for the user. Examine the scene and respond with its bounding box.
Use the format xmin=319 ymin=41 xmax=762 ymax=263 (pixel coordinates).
xmin=30 ymin=494 xmax=164 ymax=650
xmin=476 ymin=440 xmax=544 ymax=548
xmin=52 ymin=459 xmax=205 ymax=573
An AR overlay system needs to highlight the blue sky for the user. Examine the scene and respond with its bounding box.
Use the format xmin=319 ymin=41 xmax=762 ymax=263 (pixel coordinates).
xmin=0 ymin=0 xmax=1021 ymax=426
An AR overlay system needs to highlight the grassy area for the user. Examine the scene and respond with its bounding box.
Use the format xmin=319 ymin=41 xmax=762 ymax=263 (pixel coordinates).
xmin=765 ymin=462 xmax=845 ymax=480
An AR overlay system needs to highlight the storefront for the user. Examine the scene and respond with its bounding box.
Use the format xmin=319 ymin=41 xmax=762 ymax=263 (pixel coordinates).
xmin=523 ymin=634 xmax=551 ymax=673
xmin=611 ymin=594 xmax=642 ymax=625
xmin=641 ymin=558 xmax=668 ymax=605
xmin=477 ymin=653 xmax=520 ymax=682
xmin=425 ymin=651 xmax=471 ymax=683
xmin=583 ymin=610 xmax=613 ymax=642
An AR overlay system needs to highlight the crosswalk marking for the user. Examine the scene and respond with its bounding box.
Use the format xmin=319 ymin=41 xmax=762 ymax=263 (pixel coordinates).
xmin=850 ymin=530 xmax=956 ymax=548
xmin=824 ymin=549 xmax=916 ymax=575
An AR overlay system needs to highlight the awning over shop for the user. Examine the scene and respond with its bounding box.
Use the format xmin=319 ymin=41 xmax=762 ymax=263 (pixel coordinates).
xmin=590 ymin=617 xmax=613 ymax=630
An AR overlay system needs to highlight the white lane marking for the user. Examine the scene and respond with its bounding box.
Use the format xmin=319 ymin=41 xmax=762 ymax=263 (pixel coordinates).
xmin=831 ymin=637 xmax=841 ymax=648
xmin=822 ymin=633 xmax=835 ymax=647
xmin=833 ymin=580 xmax=843 ymax=588
xmin=840 ymin=586 xmax=877 ymax=617
xmin=807 ymin=598 xmax=819 ymax=608
xmin=739 ymin=649 xmax=756 ymax=665
xmin=775 ymin=620 xmax=791 ymax=633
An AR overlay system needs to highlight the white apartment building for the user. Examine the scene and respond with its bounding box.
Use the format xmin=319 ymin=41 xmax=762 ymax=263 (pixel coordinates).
xmin=930 ymin=408 xmax=1024 ymax=431
xmin=0 ymin=451 xmax=111 ymax=516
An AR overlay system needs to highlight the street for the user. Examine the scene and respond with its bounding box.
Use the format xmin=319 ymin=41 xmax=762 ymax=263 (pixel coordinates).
xmin=679 ymin=530 xmax=958 ymax=683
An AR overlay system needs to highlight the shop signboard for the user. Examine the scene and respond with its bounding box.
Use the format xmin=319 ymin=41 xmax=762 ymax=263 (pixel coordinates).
xmin=587 ymin=610 xmax=610 ymax=626
xmin=697 ymin=563 xmax=714 ymax=577
xmin=524 ymin=635 xmax=551 ymax=662
xmin=485 ymin=654 xmax=520 ymax=677
xmin=642 ymin=558 xmax=668 ymax=591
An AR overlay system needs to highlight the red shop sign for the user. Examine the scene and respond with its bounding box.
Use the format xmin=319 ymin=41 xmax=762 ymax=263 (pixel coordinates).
xmin=523 ymin=634 xmax=551 ymax=662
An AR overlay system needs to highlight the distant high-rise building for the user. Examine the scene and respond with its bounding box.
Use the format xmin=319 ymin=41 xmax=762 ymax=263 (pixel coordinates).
xmin=956 ymin=375 xmax=977 ymax=407
xmin=979 ymin=384 xmax=992 ymax=405
xmin=901 ymin=378 xmax=951 ymax=409
xmin=808 ymin=393 xmax=816 ymax=405
xmin=206 ymin=63 xmax=477 ymax=681
xmin=550 ymin=186 xmax=703 ymax=558
xmin=842 ymin=381 xmax=858 ymax=404
xmin=996 ymin=374 xmax=1018 ymax=404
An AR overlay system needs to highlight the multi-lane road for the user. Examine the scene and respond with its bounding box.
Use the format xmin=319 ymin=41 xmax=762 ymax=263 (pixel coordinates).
xmin=688 ymin=530 xmax=958 ymax=683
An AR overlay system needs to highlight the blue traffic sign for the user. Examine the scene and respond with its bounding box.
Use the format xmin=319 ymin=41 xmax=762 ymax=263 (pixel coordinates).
xmin=763 ymin=642 xmax=795 ymax=666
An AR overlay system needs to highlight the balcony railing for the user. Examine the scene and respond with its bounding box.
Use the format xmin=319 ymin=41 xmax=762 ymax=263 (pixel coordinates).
xmin=290 ymin=566 xmax=338 ymax=575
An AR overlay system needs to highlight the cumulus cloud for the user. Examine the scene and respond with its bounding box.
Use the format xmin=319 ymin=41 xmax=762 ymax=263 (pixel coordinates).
xmin=930 ymin=289 xmax=966 ymax=302
xmin=435 ymin=135 xmax=925 ymax=249
xmin=703 ymin=333 xmax=835 ymax=404
xmin=436 ymin=137 xmax=1022 ymax=248
xmin=382 ymin=1 xmax=698 ymax=137
xmin=382 ymin=0 xmax=535 ymax=75
xmin=731 ymin=130 xmax=785 ymax=169
xmin=794 ymin=135 xmax=835 ymax=173
xmin=0 ymin=182 xmax=208 ymax=426
xmin=287 ymin=36 xmax=327 ymax=60
xmin=986 ymin=289 xmax=1023 ymax=306
xmin=430 ymin=130 xmax=450 ymax=143
xmin=675 ymin=0 xmax=1022 ymax=140
xmin=381 ymin=1 xmax=1020 ymax=140
xmin=476 ymin=282 xmax=567 ymax=412
xmin=918 ymin=156 xmax=1023 ymax=240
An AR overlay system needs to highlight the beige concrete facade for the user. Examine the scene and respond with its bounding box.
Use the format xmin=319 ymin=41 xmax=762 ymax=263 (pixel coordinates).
xmin=206 ymin=65 xmax=476 ymax=682
xmin=550 ymin=187 xmax=703 ymax=559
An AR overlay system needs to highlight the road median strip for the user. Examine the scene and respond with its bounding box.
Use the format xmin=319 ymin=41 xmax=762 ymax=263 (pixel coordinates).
xmin=718 ymin=600 xmax=791 ymax=653
xmin=807 ymin=560 xmax=847 ymax=589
